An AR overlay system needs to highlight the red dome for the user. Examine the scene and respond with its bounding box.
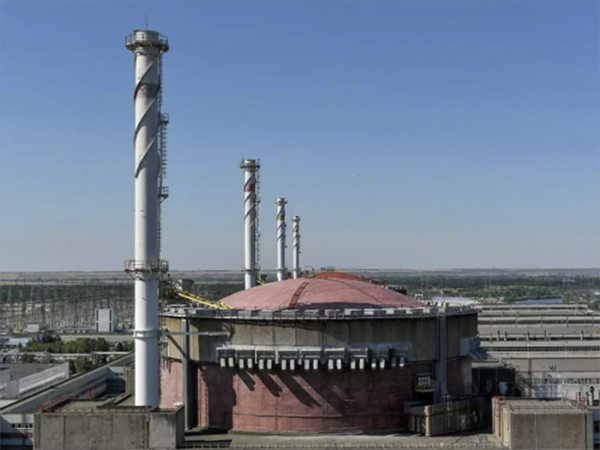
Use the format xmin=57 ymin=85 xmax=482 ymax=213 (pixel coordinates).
xmin=222 ymin=277 xmax=423 ymax=310
xmin=310 ymin=271 xmax=367 ymax=282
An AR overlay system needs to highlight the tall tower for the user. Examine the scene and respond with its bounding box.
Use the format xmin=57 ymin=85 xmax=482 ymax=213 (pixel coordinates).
xmin=125 ymin=29 xmax=169 ymax=408
xmin=276 ymin=198 xmax=287 ymax=282
xmin=241 ymin=159 xmax=260 ymax=289
xmin=292 ymin=215 xmax=301 ymax=279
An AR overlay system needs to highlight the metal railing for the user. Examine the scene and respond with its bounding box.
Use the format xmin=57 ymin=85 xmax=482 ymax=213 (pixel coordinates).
xmin=124 ymin=259 xmax=169 ymax=273
xmin=125 ymin=32 xmax=169 ymax=51
xmin=163 ymin=305 xmax=477 ymax=321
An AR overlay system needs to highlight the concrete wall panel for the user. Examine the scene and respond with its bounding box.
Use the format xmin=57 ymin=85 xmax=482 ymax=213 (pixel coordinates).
xmin=561 ymin=413 xmax=586 ymax=449
xmin=295 ymin=323 xmax=323 ymax=346
xmin=511 ymin=414 xmax=536 ymax=450
xmin=251 ymin=323 xmax=275 ymax=346
xmin=535 ymin=414 xmax=562 ymax=449
xmin=149 ymin=414 xmax=176 ymax=450
xmin=322 ymin=322 xmax=349 ymax=347
xmin=165 ymin=317 xmax=182 ymax=360
xmin=113 ymin=414 xmax=143 ymax=449
xmin=273 ymin=324 xmax=297 ymax=346
xmin=347 ymin=321 xmax=372 ymax=347
xmin=36 ymin=415 xmax=65 ymax=450
xmin=88 ymin=414 xmax=113 ymax=449
xmin=64 ymin=415 xmax=88 ymax=450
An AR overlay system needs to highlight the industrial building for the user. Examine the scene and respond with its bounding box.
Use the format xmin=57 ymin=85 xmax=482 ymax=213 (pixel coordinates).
xmin=492 ymin=398 xmax=594 ymax=450
xmin=160 ymin=272 xmax=481 ymax=433
xmin=0 ymin=355 xmax=134 ymax=448
xmin=0 ymin=19 xmax=596 ymax=448
xmin=479 ymin=303 xmax=600 ymax=404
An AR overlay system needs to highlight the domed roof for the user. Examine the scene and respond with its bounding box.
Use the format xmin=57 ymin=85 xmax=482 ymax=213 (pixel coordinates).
xmin=222 ymin=277 xmax=423 ymax=310
xmin=310 ymin=271 xmax=367 ymax=282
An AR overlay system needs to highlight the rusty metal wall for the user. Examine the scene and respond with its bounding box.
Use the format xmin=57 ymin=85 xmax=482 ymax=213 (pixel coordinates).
xmin=199 ymin=361 xmax=450 ymax=433
xmin=160 ymin=357 xmax=183 ymax=409
xmin=161 ymin=357 xmax=472 ymax=433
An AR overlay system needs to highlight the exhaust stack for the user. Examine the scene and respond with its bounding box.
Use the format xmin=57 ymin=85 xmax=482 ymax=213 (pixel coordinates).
xmin=125 ymin=29 xmax=169 ymax=407
xmin=276 ymin=198 xmax=287 ymax=281
xmin=292 ymin=216 xmax=301 ymax=279
xmin=241 ymin=160 xmax=260 ymax=289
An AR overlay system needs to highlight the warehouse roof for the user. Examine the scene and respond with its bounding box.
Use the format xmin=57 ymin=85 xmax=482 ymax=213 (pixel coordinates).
xmin=222 ymin=276 xmax=423 ymax=310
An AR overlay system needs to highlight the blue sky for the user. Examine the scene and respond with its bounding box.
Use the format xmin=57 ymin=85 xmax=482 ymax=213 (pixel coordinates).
xmin=1 ymin=1 xmax=598 ymax=271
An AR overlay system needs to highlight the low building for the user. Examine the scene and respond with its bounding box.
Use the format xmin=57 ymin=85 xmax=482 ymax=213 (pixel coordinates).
xmin=33 ymin=398 xmax=184 ymax=450
xmin=95 ymin=309 xmax=118 ymax=333
xmin=24 ymin=324 xmax=46 ymax=334
xmin=0 ymin=354 xmax=133 ymax=448
xmin=492 ymin=398 xmax=594 ymax=450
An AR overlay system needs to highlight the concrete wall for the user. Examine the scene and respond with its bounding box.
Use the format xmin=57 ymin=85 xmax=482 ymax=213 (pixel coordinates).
xmin=493 ymin=398 xmax=594 ymax=450
xmin=165 ymin=313 xmax=477 ymax=364
xmin=423 ymin=398 xmax=484 ymax=436
xmin=510 ymin=412 xmax=593 ymax=450
xmin=34 ymin=407 xmax=184 ymax=450
xmin=446 ymin=357 xmax=472 ymax=396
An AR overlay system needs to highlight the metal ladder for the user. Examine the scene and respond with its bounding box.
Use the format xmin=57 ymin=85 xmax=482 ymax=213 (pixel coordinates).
xmin=157 ymin=55 xmax=169 ymax=256
xmin=254 ymin=160 xmax=261 ymax=272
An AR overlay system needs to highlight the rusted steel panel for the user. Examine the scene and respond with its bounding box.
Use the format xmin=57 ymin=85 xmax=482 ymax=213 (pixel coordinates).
xmin=197 ymin=362 xmax=444 ymax=432
xmin=160 ymin=358 xmax=183 ymax=409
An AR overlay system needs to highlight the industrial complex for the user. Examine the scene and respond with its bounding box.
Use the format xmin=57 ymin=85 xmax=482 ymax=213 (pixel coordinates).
xmin=0 ymin=26 xmax=598 ymax=450
xmin=160 ymin=272 xmax=479 ymax=433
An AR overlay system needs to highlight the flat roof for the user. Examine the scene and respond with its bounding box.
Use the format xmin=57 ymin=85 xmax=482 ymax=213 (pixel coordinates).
xmin=186 ymin=430 xmax=503 ymax=448
xmin=503 ymin=399 xmax=586 ymax=413
xmin=0 ymin=363 xmax=58 ymax=380
xmin=498 ymin=357 xmax=600 ymax=372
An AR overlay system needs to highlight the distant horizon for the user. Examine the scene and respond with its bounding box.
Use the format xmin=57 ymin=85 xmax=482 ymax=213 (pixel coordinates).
xmin=0 ymin=267 xmax=598 ymax=274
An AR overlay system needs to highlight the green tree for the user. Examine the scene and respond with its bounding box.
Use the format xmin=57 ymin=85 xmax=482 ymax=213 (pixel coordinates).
xmin=40 ymin=354 xmax=55 ymax=364
xmin=20 ymin=353 xmax=36 ymax=363
xmin=73 ymin=356 xmax=92 ymax=374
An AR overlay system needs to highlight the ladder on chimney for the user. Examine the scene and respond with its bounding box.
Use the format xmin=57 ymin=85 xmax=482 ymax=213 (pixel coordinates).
xmin=254 ymin=160 xmax=261 ymax=272
xmin=157 ymin=57 xmax=169 ymax=256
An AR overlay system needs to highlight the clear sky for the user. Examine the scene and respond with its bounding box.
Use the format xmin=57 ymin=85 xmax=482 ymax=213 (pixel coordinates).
xmin=0 ymin=1 xmax=598 ymax=272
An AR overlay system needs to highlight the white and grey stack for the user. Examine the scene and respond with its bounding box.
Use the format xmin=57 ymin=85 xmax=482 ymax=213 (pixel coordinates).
xmin=292 ymin=216 xmax=301 ymax=279
xmin=276 ymin=198 xmax=287 ymax=281
xmin=241 ymin=159 xmax=260 ymax=289
xmin=125 ymin=29 xmax=169 ymax=408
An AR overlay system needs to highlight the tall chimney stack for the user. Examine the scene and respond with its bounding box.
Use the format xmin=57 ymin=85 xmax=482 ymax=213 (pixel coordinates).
xmin=292 ymin=216 xmax=301 ymax=279
xmin=125 ymin=29 xmax=169 ymax=407
xmin=276 ymin=198 xmax=287 ymax=281
xmin=241 ymin=160 xmax=260 ymax=289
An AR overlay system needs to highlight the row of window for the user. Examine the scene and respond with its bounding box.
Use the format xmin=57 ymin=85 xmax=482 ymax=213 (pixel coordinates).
xmin=530 ymin=378 xmax=600 ymax=384
xmin=489 ymin=346 xmax=600 ymax=352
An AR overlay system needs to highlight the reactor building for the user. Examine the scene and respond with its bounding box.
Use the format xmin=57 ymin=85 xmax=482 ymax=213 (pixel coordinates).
xmin=160 ymin=272 xmax=480 ymax=433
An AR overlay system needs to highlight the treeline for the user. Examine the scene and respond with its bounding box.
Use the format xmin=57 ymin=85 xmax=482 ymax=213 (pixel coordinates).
xmin=377 ymin=275 xmax=599 ymax=303
xmin=19 ymin=330 xmax=133 ymax=373
xmin=379 ymin=275 xmax=599 ymax=290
